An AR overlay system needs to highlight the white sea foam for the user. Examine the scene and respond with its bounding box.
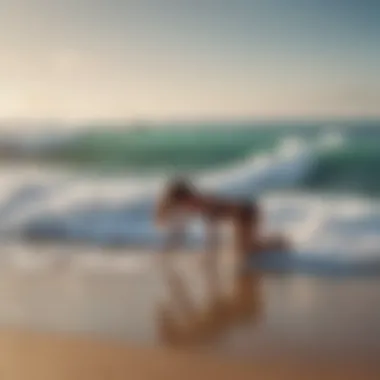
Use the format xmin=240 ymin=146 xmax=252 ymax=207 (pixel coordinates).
xmin=0 ymin=132 xmax=378 ymax=270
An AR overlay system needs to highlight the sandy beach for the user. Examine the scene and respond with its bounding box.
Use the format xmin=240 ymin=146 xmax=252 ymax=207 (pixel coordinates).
xmin=0 ymin=246 xmax=379 ymax=379
xmin=1 ymin=327 xmax=380 ymax=380
xmin=1 ymin=0 xmax=379 ymax=377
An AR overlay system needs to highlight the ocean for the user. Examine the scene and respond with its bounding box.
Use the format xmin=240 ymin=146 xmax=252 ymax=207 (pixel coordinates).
xmin=0 ymin=119 xmax=380 ymax=274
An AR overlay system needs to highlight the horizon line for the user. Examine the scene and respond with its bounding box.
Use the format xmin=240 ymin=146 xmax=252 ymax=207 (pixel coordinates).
xmin=0 ymin=115 xmax=380 ymax=125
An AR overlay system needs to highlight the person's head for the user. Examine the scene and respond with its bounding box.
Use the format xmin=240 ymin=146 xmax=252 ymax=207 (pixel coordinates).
xmin=237 ymin=201 xmax=259 ymax=226
xmin=166 ymin=178 xmax=195 ymax=203
xmin=155 ymin=177 xmax=197 ymax=226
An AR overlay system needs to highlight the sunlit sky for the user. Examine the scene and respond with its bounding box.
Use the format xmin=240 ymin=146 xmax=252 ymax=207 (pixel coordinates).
xmin=0 ymin=0 xmax=379 ymax=121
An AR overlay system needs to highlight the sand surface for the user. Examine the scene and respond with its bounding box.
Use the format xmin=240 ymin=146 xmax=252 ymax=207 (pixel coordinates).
xmin=0 ymin=328 xmax=379 ymax=380
xmin=0 ymin=246 xmax=379 ymax=379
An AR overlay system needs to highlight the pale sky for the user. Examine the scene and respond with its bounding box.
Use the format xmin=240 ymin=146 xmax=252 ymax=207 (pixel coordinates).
xmin=0 ymin=0 xmax=379 ymax=121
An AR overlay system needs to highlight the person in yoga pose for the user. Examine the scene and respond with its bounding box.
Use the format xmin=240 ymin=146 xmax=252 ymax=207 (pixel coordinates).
xmin=155 ymin=177 xmax=290 ymax=261
xmin=155 ymin=178 xmax=289 ymax=347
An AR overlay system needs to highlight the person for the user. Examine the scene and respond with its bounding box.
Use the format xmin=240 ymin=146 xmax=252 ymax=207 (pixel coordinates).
xmin=155 ymin=178 xmax=288 ymax=348
xmin=155 ymin=177 xmax=291 ymax=263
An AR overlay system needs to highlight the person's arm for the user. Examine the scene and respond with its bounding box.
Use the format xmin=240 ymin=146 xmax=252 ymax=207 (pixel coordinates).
xmin=203 ymin=220 xmax=221 ymax=300
xmin=159 ymin=214 xmax=187 ymax=268
xmin=163 ymin=221 xmax=185 ymax=253
xmin=159 ymin=216 xmax=199 ymax=323
xmin=155 ymin=191 xmax=171 ymax=227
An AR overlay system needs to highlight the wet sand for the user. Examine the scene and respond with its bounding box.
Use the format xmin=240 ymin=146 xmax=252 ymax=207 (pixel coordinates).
xmin=0 ymin=328 xmax=379 ymax=380
xmin=0 ymin=246 xmax=379 ymax=378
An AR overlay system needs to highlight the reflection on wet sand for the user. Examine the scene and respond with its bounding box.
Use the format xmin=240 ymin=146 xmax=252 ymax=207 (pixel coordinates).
xmin=156 ymin=263 xmax=263 ymax=348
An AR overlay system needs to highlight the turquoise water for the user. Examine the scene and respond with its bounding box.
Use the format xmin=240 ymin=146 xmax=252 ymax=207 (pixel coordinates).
xmin=1 ymin=119 xmax=380 ymax=268
xmin=50 ymin=120 xmax=380 ymax=197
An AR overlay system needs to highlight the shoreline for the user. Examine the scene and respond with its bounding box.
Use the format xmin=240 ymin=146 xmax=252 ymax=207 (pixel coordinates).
xmin=0 ymin=246 xmax=379 ymax=379
xmin=0 ymin=248 xmax=379 ymax=343
xmin=2 ymin=241 xmax=380 ymax=278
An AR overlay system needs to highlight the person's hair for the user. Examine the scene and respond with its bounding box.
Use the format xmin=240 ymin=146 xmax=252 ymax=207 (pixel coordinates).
xmin=155 ymin=177 xmax=196 ymax=226
xmin=166 ymin=177 xmax=195 ymax=202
